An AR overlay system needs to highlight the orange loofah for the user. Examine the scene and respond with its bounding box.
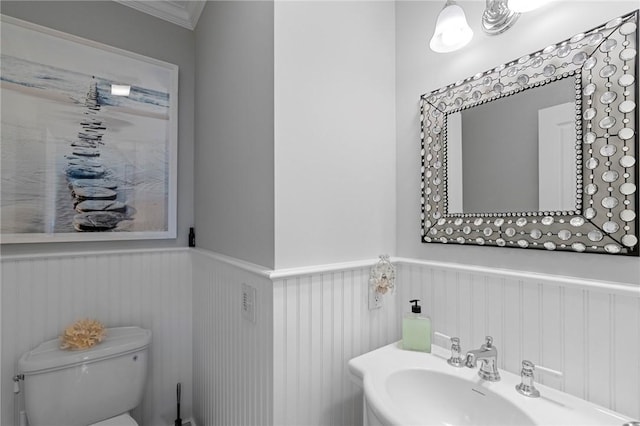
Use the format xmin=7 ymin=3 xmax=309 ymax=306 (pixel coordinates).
xmin=60 ymin=319 xmax=106 ymax=350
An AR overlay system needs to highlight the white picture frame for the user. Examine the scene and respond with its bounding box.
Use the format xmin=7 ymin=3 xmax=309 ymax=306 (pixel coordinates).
xmin=1 ymin=15 xmax=178 ymax=243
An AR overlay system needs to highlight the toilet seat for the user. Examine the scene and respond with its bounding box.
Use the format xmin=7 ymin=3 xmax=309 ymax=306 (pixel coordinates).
xmin=89 ymin=413 xmax=138 ymax=426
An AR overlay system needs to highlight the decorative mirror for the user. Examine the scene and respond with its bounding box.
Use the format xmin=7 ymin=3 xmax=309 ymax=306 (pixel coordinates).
xmin=420 ymin=10 xmax=638 ymax=255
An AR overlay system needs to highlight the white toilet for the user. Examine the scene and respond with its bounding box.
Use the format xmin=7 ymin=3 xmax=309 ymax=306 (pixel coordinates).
xmin=18 ymin=326 xmax=151 ymax=426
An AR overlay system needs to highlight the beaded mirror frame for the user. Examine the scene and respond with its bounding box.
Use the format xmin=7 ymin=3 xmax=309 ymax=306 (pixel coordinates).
xmin=420 ymin=10 xmax=639 ymax=255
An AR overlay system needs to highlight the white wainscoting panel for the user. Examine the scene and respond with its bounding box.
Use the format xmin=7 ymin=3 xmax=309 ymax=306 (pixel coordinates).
xmin=396 ymin=261 xmax=640 ymax=420
xmin=7 ymin=249 xmax=634 ymax=426
xmin=191 ymin=250 xmax=274 ymax=426
xmin=1 ymin=249 xmax=192 ymax=426
xmin=272 ymin=267 xmax=399 ymax=426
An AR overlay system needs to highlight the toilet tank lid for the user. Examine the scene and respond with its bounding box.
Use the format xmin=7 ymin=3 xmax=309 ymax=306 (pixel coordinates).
xmin=19 ymin=327 xmax=151 ymax=375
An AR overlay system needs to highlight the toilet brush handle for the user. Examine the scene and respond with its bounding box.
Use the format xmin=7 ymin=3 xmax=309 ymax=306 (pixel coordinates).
xmin=174 ymin=382 xmax=182 ymax=426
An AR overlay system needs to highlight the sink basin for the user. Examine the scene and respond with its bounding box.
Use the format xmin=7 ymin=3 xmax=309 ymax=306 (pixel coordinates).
xmin=349 ymin=342 xmax=635 ymax=426
xmin=385 ymin=369 xmax=534 ymax=425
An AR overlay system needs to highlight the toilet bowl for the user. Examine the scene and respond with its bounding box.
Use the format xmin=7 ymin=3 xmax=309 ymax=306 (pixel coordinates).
xmin=18 ymin=326 xmax=151 ymax=426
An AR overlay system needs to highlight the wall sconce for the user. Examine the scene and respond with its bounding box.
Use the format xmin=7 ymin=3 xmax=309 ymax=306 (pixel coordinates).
xmin=430 ymin=0 xmax=554 ymax=53
xmin=368 ymin=254 xmax=395 ymax=310
xmin=429 ymin=0 xmax=474 ymax=53
xmin=482 ymin=0 xmax=553 ymax=33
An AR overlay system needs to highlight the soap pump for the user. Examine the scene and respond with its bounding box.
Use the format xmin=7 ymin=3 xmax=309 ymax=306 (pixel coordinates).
xmin=402 ymin=299 xmax=432 ymax=352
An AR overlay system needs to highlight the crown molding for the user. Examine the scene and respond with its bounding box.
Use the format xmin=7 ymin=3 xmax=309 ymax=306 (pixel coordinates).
xmin=114 ymin=0 xmax=205 ymax=30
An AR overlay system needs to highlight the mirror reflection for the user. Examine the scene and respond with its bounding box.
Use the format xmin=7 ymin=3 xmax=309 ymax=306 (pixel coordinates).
xmin=447 ymin=77 xmax=578 ymax=214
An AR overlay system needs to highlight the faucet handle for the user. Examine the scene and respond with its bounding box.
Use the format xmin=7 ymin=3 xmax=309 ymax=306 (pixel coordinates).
xmin=516 ymin=360 xmax=563 ymax=398
xmin=516 ymin=360 xmax=540 ymax=398
xmin=447 ymin=337 xmax=464 ymax=368
xmin=433 ymin=332 xmax=464 ymax=368
xmin=483 ymin=336 xmax=494 ymax=348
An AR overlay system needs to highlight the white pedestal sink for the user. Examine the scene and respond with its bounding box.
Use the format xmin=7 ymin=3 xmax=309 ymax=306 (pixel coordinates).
xmin=348 ymin=342 xmax=635 ymax=426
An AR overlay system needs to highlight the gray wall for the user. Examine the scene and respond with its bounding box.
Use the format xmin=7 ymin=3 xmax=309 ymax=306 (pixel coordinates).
xmin=194 ymin=1 xmax=275 ymax=268
xmin=0 ymin=1 xmax=195 ymax=256
xmin=396 ymin=0 xmax=640 ymax=285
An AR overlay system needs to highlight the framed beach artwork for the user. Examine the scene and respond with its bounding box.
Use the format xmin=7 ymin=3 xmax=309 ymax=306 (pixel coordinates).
xmin=0 ymin=15 xmax=178 ymax=243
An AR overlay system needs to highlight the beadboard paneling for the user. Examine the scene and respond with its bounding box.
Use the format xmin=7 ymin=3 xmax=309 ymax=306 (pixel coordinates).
xmin=191 ymin=251 xmax=273 ymax=426
xmin=1 ymin=249 xmax=192 ymax=426
xmin=272 ymin=267 xmax=399 ymax=426
xmin=397 ymin=262 xmax=640 ymax=420
xmin=269 ymin=258 xmax=638 ymax=425
xmin=6 ymin=249 xmax=635 ymax=426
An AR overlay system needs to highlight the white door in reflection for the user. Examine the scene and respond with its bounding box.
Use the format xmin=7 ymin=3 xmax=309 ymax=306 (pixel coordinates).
xmin=538 ymin=102 xmax=577 ymax=212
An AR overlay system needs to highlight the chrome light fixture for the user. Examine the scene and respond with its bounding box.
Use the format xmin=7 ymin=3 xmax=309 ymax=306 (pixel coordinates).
xmin=429 ymin=0 xmax=474 ymax=53
xmin=482 ymin=0 xmax=555 ymax=34
xmin=430 ymin=0 xmax=555 ymax=53
xmin=482 ymin=0 xmax=520 ymax=35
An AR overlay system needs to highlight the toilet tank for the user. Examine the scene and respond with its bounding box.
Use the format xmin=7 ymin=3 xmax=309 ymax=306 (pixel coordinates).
xmin=18 ymin=327 xmax=151 ymax=426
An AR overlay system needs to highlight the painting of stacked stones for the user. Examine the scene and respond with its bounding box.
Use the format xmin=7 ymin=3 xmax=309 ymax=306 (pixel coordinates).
xmin=1 ymin=17 xmax=176 ymax=242
xmin=66 ymin=78 xmax=128 ymax=231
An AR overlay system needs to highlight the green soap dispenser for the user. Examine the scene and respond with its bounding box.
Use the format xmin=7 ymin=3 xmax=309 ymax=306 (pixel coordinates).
xmin=402 ymin=299 xmax=431 ymax=352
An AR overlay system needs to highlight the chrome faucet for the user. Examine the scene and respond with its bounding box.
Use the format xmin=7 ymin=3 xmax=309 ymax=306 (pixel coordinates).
xmin=465 ymin=336 xmax=500 ymax=382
